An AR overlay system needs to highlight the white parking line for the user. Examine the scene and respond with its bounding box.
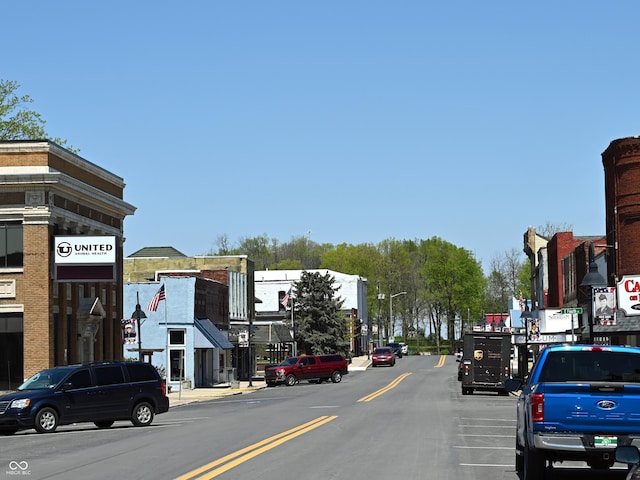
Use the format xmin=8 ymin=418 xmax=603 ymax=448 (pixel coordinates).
xmin=458 ymin=425 xmax=514 ymax=428
xmin=453 ymin=446 xmax=513 ymax=450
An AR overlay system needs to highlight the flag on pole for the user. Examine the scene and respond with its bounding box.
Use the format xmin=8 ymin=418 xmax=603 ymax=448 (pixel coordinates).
xmin=281 ymin=287 xmax=292 ymax=309
xmin=147 ymin=285 xmax=166 ymax=312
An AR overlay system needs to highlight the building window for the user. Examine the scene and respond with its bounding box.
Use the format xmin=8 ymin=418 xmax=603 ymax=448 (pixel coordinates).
xmin=0 ymin=223 xmax=23 ymax=268
xmin=169 ymin=329 xmax=186 ymax=345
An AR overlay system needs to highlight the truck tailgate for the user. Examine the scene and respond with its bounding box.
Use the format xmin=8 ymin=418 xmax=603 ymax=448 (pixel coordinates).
xmin=535 ymin=383 xmax=640 ymax=433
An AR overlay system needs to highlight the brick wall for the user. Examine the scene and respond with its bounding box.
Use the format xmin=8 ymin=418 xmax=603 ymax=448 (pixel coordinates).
xmin=23 ymin=224 xmax=52 ymax=375
xmin=602 ymin=137 xmax=640 ymax=281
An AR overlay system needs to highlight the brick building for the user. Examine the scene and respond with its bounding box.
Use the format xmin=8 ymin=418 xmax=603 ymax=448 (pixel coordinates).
xmin=601 ymin=136 xmax=640 ymax=339
xmin=0 ymin=140 xmax=135 ymax=388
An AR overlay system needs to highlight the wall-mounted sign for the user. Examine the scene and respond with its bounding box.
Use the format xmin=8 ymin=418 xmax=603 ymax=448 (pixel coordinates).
xmin=54 ymin=236 xmax=117 ymax=282
xmin=618 ymin=276 xmax=640 ymax=316
xmin=55 ymin=236 xmax=116 ymax=264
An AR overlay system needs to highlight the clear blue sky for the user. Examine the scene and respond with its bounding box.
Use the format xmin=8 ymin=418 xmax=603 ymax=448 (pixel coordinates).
xmin=4 ymin=1 xmax=638 ymax=270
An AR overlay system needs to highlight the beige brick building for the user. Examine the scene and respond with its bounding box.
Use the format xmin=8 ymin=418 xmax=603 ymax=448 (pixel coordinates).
xmin=0 ymin=140 xmax=135 ymax=388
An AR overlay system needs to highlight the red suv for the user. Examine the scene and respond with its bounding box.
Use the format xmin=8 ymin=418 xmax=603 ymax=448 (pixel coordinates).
xmin=264 ymin=354 xmax=349 ymax=387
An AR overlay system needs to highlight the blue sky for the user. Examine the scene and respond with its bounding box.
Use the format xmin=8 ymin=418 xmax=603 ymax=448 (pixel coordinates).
xmin=3 ymin=1 xmax=639 ymax=270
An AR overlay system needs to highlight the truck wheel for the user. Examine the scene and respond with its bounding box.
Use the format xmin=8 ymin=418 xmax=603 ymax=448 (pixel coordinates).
xmin=331 ymin=370 xmax=342 ymax=383
xmin=34 ymin=407 xmax=59 ymax=433
xmin=285 ymin=374 xmax=297 ymax=386
xmin=524 ymin=442 xmax=545 ymax=480
xmin=515 ymin=440 xmax=524 ymax=472
xmin=462 ymin=387 xmax=473 ymax=395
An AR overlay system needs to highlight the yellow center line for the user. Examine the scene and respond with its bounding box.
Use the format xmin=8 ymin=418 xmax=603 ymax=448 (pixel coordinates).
xmin=175 ymin=415 xmax=337 ymax=480
xmin=358 ymin=372 xmax=412 ymax=402
xmin=434 ymin=355 xmax=446 ymax=368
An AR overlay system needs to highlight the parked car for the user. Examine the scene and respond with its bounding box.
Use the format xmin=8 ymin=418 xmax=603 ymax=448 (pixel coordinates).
xmin=400 ymin=342 xmax=408 ymax=355
xmin=386 ymin=342 xmax=404 ymax=358
xmin=372 ymin=347 xmax=396 ymax=367
xmin=0 ymin=361 xmax=169 ymax=435
xmin=264 ymin=354 xmax=349 ymax=387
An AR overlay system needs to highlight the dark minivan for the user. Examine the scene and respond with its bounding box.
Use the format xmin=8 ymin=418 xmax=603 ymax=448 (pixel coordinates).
xmin=0 ymin=361 xmax=169 ymax=435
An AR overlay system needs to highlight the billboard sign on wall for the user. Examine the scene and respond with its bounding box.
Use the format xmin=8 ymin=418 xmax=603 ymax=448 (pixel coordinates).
xmin=54 ymin=236 xmax=117 ymax=282
xmin=55 ymin=236 xmax=116 ymax=264
xmin=617 ymin=276 xmax=640 ymax=316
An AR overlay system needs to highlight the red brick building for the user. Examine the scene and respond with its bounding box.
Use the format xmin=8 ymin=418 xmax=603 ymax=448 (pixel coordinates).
xmin=601 ymin=137 xmax=640 ymax=338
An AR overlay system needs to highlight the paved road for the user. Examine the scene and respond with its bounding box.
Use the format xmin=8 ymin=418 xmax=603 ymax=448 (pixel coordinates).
xmin=0 ymin=356 xmax=632 ymax=479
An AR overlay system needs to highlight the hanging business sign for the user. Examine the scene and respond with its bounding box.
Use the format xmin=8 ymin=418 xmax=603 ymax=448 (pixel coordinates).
xmin=54 ymin=236 xmax=117 ymax=282
xmin=593 ymin=286 xmax=616 ymax=325
xmin=617 ymin=276 xmax=640 ymax=316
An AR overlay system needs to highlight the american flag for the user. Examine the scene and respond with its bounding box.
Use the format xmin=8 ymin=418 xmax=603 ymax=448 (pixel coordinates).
xmin=281 ymin=288 xmax=292 ymax=309
xmin=146 ymin=285 xmax=166 ymax=312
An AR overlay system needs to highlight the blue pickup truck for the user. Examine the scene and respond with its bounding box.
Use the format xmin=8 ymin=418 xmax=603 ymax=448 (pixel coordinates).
xmin=506 ymin=344 xmax=640 ymax=479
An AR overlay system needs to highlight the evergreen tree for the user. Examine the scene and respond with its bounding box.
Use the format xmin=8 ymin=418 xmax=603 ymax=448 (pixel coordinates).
xmin=293 ymin=271 xmax=350 ymax=357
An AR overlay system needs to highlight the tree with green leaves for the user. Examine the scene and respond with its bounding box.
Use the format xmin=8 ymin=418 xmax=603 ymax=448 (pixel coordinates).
xmin=292 ymin=271 xmax=350 ymax=357
xmin=0 ymin=79 xmax=76 ymax=151
xmin=419 ymin=237 xmax=485 ymax=352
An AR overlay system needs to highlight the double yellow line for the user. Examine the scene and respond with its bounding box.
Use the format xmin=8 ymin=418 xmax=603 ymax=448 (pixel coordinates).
xmin=357 ymin=372 xmax=412 ymax=402
xmin=435 ymin=355 xmax=446 ymax=368
xmin=176 ymin=415 xmax=337 ymax=480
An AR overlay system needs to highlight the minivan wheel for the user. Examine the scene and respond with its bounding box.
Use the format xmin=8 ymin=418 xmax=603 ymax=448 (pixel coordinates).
xmin=34 ymin=407 xmax=59 ymax=433
xmin=131 ymin=402 xmax=154 ymax=427
xmin=94 ymin=421 xmax=115 ymax=429
xmin=285 ymin=374 xmax=297 ymax=386
xmin=331 ymin=370 xmax=342 ymax=383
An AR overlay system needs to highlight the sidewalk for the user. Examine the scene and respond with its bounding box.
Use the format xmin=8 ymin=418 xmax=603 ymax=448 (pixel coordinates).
xmin=167 ymin=355 xmax=372 ymax=407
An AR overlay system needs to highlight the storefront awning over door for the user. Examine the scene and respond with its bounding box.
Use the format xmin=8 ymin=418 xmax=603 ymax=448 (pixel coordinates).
xmin=194 ymin=318 xmax=234 ymax=350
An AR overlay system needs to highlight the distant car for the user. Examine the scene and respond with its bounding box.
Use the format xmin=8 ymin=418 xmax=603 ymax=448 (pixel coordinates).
xmin=372 ymin=347 xmax=396 ymax=367
xmin=386 ymin=342 xmax=403 ymax=358
xmin=455 ymin=348 xmax=463 ymax=361
xmin=400 ymin=342 xmax=408 ymax=355
xmin=0 ymin=361 xmax=169 ymax=435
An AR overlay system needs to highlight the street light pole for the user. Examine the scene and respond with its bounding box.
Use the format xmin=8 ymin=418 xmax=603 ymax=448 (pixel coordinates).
xmin=580 ymin=242 xmax=606 ymax=344
xmin=131 ymin=292 xmax=147 ymax=363
xmin=520 ymin=300 xmax=533 ymax=380
xmin=390 ymin=292 xmax=407 ymax=343
xmin=377 ymin=282 xmax=385 ymax=348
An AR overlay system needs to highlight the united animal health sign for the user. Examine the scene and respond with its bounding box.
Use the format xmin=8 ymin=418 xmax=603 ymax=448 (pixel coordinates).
xmin=54 ymin=236 xmax=117 ymax=282
xmin=55 ymin=236 xmax=116 ymax=264
xmin=617 ymin=275 xmax=640 ymax=316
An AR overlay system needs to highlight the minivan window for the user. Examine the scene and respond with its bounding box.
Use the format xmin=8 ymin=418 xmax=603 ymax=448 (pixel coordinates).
xmin=18 ymin=367 xmax=75 ymax=390
xmin=66 ymin=369 xmax=92 ymax=389
xmin=94 ymin=365 xmax=125 ymax=386
xmin=126 ymin=363 xmax=157 ymax=382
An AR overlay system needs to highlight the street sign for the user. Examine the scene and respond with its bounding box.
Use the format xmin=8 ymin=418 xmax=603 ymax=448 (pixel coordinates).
xmin=561 ymin=307 xmax=583 ymax=314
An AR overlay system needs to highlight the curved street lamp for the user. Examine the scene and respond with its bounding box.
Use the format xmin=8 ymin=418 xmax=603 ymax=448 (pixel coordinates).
xmin=390 ymin=291 xmax=407 ymax=342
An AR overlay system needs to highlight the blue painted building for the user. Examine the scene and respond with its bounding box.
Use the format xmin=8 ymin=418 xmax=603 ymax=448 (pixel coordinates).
xmin=124 ymin=276 xmax=234 ymax=390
